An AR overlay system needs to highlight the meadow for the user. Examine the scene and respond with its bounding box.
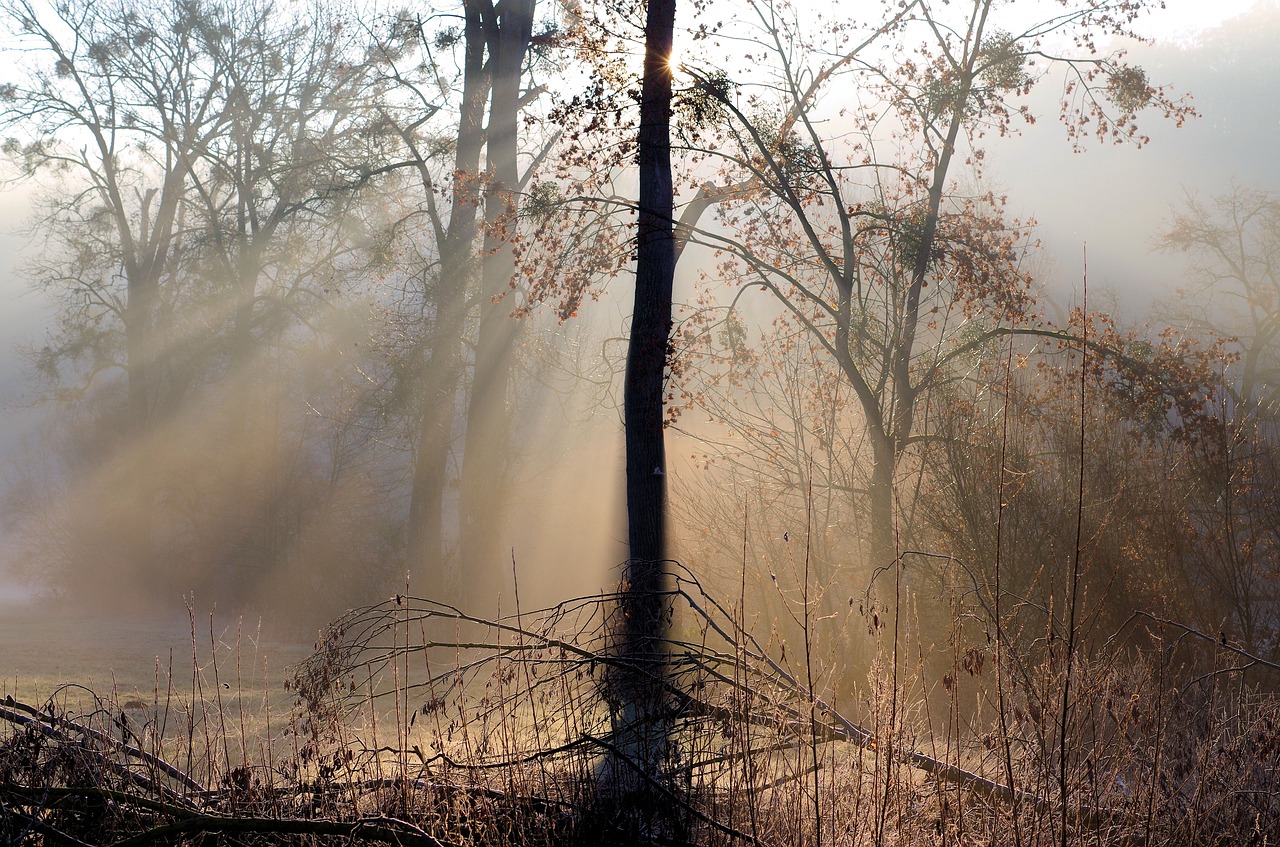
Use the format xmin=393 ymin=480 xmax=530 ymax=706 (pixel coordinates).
xmin=0 ymin=600 xmax=312 ymax=705
xmin=2 ymin=576 xmax=1278 ymax=846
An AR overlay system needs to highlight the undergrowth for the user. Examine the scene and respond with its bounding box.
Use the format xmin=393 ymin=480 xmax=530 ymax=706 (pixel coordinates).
xmin=2 ymin=562 xmax=1278 ymax=846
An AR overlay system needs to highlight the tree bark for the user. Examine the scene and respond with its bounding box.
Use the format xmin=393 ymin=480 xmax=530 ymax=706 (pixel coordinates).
xmin=407 ymin=0 xmax=491 ymax=595
xmin=602 ymin=0 xmax=678 ymax=810
xmin=459 ymin=0 xmax=535 ymax=612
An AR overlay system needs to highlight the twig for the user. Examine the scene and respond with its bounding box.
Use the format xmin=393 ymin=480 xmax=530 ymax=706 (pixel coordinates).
xmin=106 ymin=813 xmax=459 ymax=847
xmin=0 ymin=698 xmax=206 ymax=799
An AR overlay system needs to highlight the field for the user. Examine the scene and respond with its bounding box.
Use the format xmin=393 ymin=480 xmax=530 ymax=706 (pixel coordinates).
xmin=2 ymin=588 xmax=1279 ymax=846
xmin=0 ymin=599 xmax=312 ymax=712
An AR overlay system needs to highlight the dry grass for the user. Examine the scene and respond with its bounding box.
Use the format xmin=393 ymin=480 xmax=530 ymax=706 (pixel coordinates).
xmin=0 ymin=602 xmax=311 ymax=705
xmin=3 ymin=567 xmax=1277 ymax=846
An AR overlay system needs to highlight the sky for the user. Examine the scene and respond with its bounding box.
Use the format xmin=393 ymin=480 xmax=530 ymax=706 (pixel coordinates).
xmin=0 ymin=0 xmax=1267 ymax=359
xmin=1036 ymin=0 xmax=1255 ymax=42
xmin=985 ymin=1 xmax=1280 ymax=314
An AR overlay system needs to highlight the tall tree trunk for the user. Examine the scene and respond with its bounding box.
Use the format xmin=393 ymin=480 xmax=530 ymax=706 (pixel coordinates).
xmin=458 ymin=0 xmax=534 ymax=612
xmin=626 ymin=2 xmax=675 ymax=578
xmin=878 ymin=9 xmax=987 ymax=605
xmin=118 ymin=170 xmax=182 ymax=596
xmin=868 ymin=433 xmax=896 ymax=571
xmin=122 ymin=269 xmax=161 ymax=593
xmin=406 ymin=0 xmax=490 ymax=596
xmin=123 ymin=278 xmax=158 ymax=436
xmin=602 ymin=0 xmax=677 ymax=815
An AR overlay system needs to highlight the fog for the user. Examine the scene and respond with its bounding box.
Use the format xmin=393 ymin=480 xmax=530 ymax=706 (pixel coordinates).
xmin=0 ymin=0 xmax=1276 ymax=651
xmin=0 ymin=180 xmax=43 ymax=607
xmin=990 ymin=3 xmax=1280 ymax=312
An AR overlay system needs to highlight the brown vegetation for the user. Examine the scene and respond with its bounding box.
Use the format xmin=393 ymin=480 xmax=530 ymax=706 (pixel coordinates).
xmin=3 ymin=563 xmax=1278 ymax=846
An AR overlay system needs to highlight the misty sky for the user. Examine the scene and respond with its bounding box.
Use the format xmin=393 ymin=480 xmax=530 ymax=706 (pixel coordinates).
xmin=0 ymin=178 xmax=45 ymax=588
xmin=987 ymin=1 xmax=1280 ymax=313
xmin=1 ymin=0 xmax=1278 ymax=595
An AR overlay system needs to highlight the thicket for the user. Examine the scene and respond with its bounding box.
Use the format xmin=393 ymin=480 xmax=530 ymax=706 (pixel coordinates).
xmin=3 ymin=560 xmax=1278 ymax=846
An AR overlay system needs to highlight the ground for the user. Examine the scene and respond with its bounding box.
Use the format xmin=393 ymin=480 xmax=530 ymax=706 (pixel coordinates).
xmin=0 ymin=599 xmax=312 ymax=709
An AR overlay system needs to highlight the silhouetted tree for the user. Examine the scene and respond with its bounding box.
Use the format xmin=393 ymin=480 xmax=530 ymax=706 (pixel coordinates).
xmin=0 ymin=0 xmax=401 ymax=610
xmin=1158 ymin=186 xmax=1280 ymax=651
xmin=600 ymin=0 xmax=678 ymax=816
xmin=0 ymin=0 xmax=245 ymax=589
xmin=459 ymin=0 xmax=539 ymax=610
xmin=400 ymin=1 xmax=492 ymax=596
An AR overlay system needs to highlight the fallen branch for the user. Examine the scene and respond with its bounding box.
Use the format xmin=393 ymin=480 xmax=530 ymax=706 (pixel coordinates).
xmin=105 ymin=813 xmax=458 ymax=847
xmin=0 ymin=697 xmax=205 ymax=801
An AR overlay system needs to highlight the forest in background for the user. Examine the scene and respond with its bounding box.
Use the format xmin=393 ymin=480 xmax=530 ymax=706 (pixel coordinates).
xmin=1 ymin=0 xmax=1279 ymax=842
xmin=0 ymin=0 xmax=1274 ymax=648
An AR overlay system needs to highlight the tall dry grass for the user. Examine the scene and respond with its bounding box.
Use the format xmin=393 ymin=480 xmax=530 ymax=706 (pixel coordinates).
xmin=3 ymin=562 xmax=1278 ymax=846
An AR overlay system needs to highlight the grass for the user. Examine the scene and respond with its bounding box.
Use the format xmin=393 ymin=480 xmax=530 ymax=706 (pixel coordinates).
xmin=3 ymin=567 xmax=1277 ymax=847
xmin=0 ymin=599 xmax=310 ymax=705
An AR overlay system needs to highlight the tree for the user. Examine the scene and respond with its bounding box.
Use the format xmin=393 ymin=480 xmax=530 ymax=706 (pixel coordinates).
xmin=459 ymin=0 xmax=540 ymax=610
xmin=1161 ymin=185 xmax=1280 ymax=416
xmin=1 ymin=0 xmax=404 ymax=611
xmin=0 ymin=0 xmax=245 ymax=432
xmin=1157 ymin=186 xmax=1280 ymax=651
xmin=177 ymin=1 xmax=398 ymax=598
xmin=1 ymin=0 xmax=241 ymax=587
xmin=599 ymin=0 xmax=679 ymax=815
xmin=380 ymin=0 xmax=562 ymax=607
xmin=669 ymin=0 xmax=1194 ymax=575
xmin=398 ymin=1 xmax=492 ymax=596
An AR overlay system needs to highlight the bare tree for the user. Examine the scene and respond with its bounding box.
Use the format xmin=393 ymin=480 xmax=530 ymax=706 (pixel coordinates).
xmin=670 ymin=0 xmax=1194 ymax=572
xmin=1160 ymin=185 xmax=1280 ymax=415
xmin=396 ymin=1 xmax=493 ymax=595
xmin=1 ymin=0 xmax=242 ymax=584
xmin=1 ymin=0 xmax=403 ymax=609
xmin=593 ymin=0 xmax=680 ymax=819
xmin=459 ymin=0 xmax=540 ymax=610
xmin=1158 ymin=186 xmax=1280 ymax=651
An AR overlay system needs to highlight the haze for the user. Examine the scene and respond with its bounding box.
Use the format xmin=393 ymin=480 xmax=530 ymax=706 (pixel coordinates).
xmin=0 ymin=0 xmax=1276 ymax=643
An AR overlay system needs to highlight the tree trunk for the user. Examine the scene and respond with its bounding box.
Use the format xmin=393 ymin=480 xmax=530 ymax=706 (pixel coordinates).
xmin=601 ymin=0 xmax=678 ymax=817
xmin=123 ymin=278 xmax=157 ymax=436
xmin=625 ymin=0 xmax=676 ymax=583
xmin=459 ymin=0 xmax=534 ymax=612
xmin=122 ymin=269 xmax=161 ymax=592
xmin=406 ymin=0 xmax=490 ymax=596
xmin=117 ymin=163 xmax=185 ymax=596
xmin=868 ymin=434 xmax=896 ymax=573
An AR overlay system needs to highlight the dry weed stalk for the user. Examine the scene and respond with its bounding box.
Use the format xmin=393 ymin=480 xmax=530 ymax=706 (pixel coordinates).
xmin=2 ymin=574 xmax=1278 ymax=846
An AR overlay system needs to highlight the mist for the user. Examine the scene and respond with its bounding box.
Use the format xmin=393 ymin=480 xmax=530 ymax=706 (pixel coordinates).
xmin=989 ymin=3 xmax=1280 ymax=312
xmin=2 ymin=0 xmax=1280 ymax=841
xmin=0 ymin=0 xmax=1275 ymax=758
xmin=0 ymin=0 xmax=1271 ymax=630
